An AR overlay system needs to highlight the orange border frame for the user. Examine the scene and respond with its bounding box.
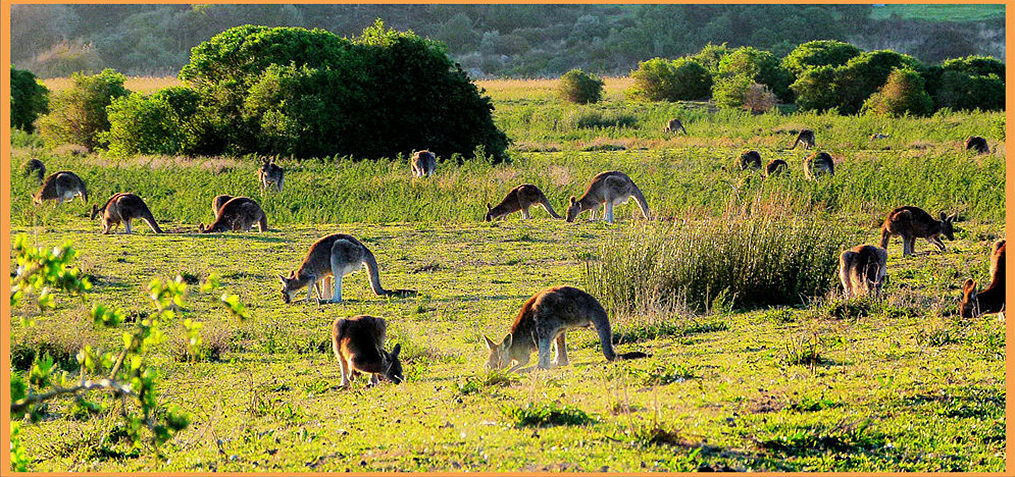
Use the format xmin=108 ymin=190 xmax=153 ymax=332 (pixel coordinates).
xmin=0 ymin=1 xmax=1011 ymax=476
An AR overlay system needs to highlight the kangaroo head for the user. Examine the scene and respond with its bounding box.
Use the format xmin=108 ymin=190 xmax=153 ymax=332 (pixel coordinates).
xmin=484 ymin=203 xmax=493 ymax=222
xmin=939 ymin=213 xmax=957 ymax=240
xmin=959 ymin=278 xmax=978 ymax=318
xmin=484 ymin=333 xmax=514 ymax=370
xmin=382 ymin=343 xmax=404 ymax=384
xmin=278 ymin=271 xmax=300 ymax=304
xmin=90 ymin=204 xmax=100 ymax=220
xmin=565 ymin=196 xmax=581 ymax=223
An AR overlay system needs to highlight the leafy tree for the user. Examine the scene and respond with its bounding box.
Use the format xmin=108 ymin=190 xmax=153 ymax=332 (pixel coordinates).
xmin=102 ymin=86 xmax=207 ymax=156
xmin=688 ymin=43 xmax=729 ymax=75
xmin=37 ymin=68 xmax=129 ymax=150
xmin=862 ymin=68 xmax=933 ymax=117
xmin=835 ymin=50 xmax=922 ymax=114
xmin=781 ymin=40 xmax=862 ymax=77
xmin=716 ymin=46 xmax=792 ymax=101
xmin=630 ymin=57 xmax=711 ymax=102
xmin=933 ymin=70 xmax=1004 ymax=111
xmin=712 ymin=74 xmax=753 ymax=110
xmin=557 ymin=69 xmax=604 ymax=104
xmin=789 ymin=65 xmax=840 ymax=112
xmin=941 ymin=55 xmax=1004 ymax=77
xmin=10 ymin=66 xmax=50 ymax=132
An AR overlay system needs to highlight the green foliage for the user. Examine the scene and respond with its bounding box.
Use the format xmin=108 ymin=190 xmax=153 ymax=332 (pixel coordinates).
xmin=11 ymin=66 xmax=50 ymax=132
xmin=716 ymin=47 xmax=792 ymax=102
xmin=504 ymin=402 xmax=595 ymax=427
xmin=179 ymin=21 xmax=508 ymax=161
xmin=862 ymin=68 xmax=934 ymax=117
xmin=933 ymin=70 xmax=1004 ymax=112
xmin=36 ymin=69 xmax=129 ymax=150
xmin=688 ymin=42 xmax=730 ymax=75
xmin=712 ymin=75 xmax=753 ymax=111
xmin=788 ymin=66 xmax=841 ymax=112
xmin=792 ymin=50 xmax=924 ymax=115
xmin=102 ymin=86 xmax=206 ymax=157
xmin=941 ymin=55 xmax=1004 ymax=77
xmin=781 ymin=40 xmax=862 ymax=77
xmin=630 ymin=57 xmax=711 ymax=102
xmin=557 ymin=69 xmax=604 ymax=104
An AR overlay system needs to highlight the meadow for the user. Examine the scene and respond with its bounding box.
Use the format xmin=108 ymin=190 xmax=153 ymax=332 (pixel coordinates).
xmin=7 ymin=78 xmax=1007 ymax=472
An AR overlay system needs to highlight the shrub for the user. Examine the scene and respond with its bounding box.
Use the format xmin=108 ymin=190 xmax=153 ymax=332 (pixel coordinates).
xmin=781 ymin=40 xmax=862 ymax=77
xmin=742 ymin=83 xmax=778 ymax=113
xmin=716 ymin=46 xmax=792 ymax=101
xmin=689 ymin=42 xmax=730 ymax=75
xmin=942 ymin=55 xmax=1005 ymax=78
xmin=37 ymin=69 xmax=129 ymax=150
xmin=712 ymin=75 xmax=752 ymax=110
xmin=10 ymin=66 xmax=49 ymax=132
xmin=629 ymin=57 xmax=711 ymax=102
xmin=557 ymin=69 xmax=604 ymax=104
xmin=180 ymin=21 xmax=508 ymax=161
xmin=835 ymin=50 xmax=923 ymax=114
xmin=790 ymin=65 xmax=840 ymax=112
xmin=933 ymin=71 xmax=1004 ymax=111
xmin=102 ymin=86 xmax=207 ymax=157
xmin=862 ymin=68 xmax=934 ymax=117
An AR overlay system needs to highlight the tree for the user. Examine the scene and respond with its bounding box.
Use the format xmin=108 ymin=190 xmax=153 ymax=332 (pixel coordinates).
xmin=10 ymin=66 xmax=50 ymax=132
xmin=102 ymin=86 xmax=207 ymax=156
xmin=629 ymin=57 xmax=711 ymax=102
xmin=716 ymin=46 xmax=792 ymax=101
xmin=862 ymin=68 xmax=933 ymax=117
xmin=781 ymin=40 xmax=862 ymax=77
xmin=36 ymin=68 xmax=129 ymax=150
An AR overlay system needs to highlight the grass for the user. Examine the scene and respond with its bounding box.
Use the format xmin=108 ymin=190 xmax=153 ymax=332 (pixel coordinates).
xmin=869 ymin=4 xmax=1005 ymax=22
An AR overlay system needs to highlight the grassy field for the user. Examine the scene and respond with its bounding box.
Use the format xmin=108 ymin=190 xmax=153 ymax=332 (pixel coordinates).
xmin=7 ymin=80 xmax=1007 ymax=472
xmin=869 ymin=4 xmax=1005 ymax=22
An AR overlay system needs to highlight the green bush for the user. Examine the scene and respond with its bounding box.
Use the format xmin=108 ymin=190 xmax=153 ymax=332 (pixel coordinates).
xmin=716 ymin=46 xmax=792 ymax=101
xmin=37 ymin=69 xmax=129 ymax=150
xmin=689 ymin=42 xmax=730 ymax=75
xmin=712 ymin=75 xmax=753 ymax=110
xmin=789 ymin=65 xmax=841 ymax=112
xmin=781 ymin=40 xmax=862 ymax=77
xmin=934 ymin=71 xmax=1004 ymax=112
xmin=102 ymin=86 xmax=207 ymax=157
xmin=791 ymin=50 xmax=923 ymax=114
xmin=862 ymin=68 xmax=934 ymax=117
xmin=10 ymin=66 xmax=49 ymax=133
xmin=180 ymin=21 xmax=508 ymax=161
xmin=942 ymin=55 xmax=1005 ymax=77
xmin=629 ymin=57 xmax=711 ymax=102
xmin=557 ymin=69 xmax=604 ymax=104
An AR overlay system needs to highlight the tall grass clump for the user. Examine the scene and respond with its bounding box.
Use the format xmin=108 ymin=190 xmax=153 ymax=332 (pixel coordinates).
xmin=584 ymin=216 xmax=852 ymax=314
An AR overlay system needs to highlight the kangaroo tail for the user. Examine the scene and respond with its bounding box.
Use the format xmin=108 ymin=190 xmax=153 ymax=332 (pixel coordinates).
xmin=362 ymin=247 xmax=389 ymax=296
xmin=587 ymin=304 xmax=621 ymax=361
xmin=539 ymin=192 xmax=562 ymax=219
xmin=629 ymin=184 xmax=651 ymax=220
xmin=140 ymin=206 xmax=163 ymax=234
xmin=259 ymin=213 xmax=268 ymax=232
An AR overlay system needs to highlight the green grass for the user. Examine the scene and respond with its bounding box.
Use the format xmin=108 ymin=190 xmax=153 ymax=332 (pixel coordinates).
xmin=869 ymin=4 xmax=1005 ymax=22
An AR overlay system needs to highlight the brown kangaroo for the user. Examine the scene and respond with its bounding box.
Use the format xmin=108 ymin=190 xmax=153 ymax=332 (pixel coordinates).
xmin=790 ymin=129 xmax=815 ymax=149
xmin=279 ymin=233 xmax=415 ymax=304
xmin=965 ymin=136 xmax=989 ymax=154
xmin=960 ymin=240 xmax=1005 ymax=318
xmin=664 ymin=118 xmax=687 ymax=134
xmin=258 ymin=157 xmax=285 ymax=192
xmin=738 ymin=150 xmax=762 ymax=170
xmin=486 ymin=184 xmax=561 ymax=221
xmin=765 ymin=159 xmax=788 ymax=177
xmin=212 ymin=194 xmax=233 ymax=215
xmin=879 ymin=206 xmax=956 ymax=256
xmin=839 ymin=245 xmax=888 ymax=298
xmin=411 ymin=150 xmax=437 ymax=178
xmin=484 ymin=286 xmax=648 ymax=371
xmin=91 ymin=193 xmax=163 ymax=234
xmin=33 ymin=171 xmax=88 ymax=204
xmin=565 ymin=171 xmax=650 ymax=223
xmin=803 ymin=152 xmax=835 ymax=179
xmin=331 ymin=315 xmax=403 ymax=387
xmin=199 ymin=197 xmax=268 ymax=233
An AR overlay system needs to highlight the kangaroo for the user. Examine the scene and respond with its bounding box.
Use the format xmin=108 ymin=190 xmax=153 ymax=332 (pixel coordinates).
xmin=211 ymin=194 xmax=233 ymax=215
xmin=411 ymin=150 xmax=437 ymax=178
xmin=870 ymin=133 xmax=890 ymax=140
xmin=90 ymin=193 xmax=163 ymax=234
xmin=33 ymin=171 xmax=88 ymax=205
xmin=486 ymin=184 xmax=561 ymax=221
xmin=331 ymin=315 xmax=403 ymax=387
xmin=258 ymin=157 xmax=285 ymax=192
xmin=199 ymin=196 xmax=268 ymax=233
xmin=23 ymin=159 xmax=45 ymax=184
xmin=965 ymin=136 xmax=989 ymax=154
xmin=879 ymin=206 xmax=956 ymax=256
xmin=765 ymin=159 xmax=788 ymax=177
xmin=664 ymin=118 xmax=687 ymax=134
xmin=839 ymin=245 xmax=888 ymax=298
xmin=484 ymin=286 xmax=648 ymax=371
xmin=279 ymin=233 xmax=415 ymax=304
xmin=803 ymin=152 xmax=834 ymax=179
xmin=738 ymin=150 xmax=762 ymax=171
xmin=790 ymin=129 xmax=815 ymax=149
xmin=960 ymin=240 xmax=1005 ymax=318
xmin=565 ymin=171 xmax=650 ymax=223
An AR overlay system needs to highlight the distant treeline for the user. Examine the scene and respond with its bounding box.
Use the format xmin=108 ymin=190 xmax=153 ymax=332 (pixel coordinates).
xmin=12 ymin=4 xmax=1005 ymax=78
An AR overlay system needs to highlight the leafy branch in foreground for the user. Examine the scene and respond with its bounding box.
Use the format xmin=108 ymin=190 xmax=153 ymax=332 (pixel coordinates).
xmin=9 ymin=235 xmax=249 ymax=467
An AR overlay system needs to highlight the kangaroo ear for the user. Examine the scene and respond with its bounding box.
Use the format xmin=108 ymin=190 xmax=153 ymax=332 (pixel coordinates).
xmin=486 ymin=203 xmax=492 ymax=212
xmin=391 ymin=343 xmax=401 ymax=358
xmin=963 ymin=278 xmax=976 ymax=294
xmin=278 ymin=274 xmax=287 ymax=284
xmin=502 ymin=333 xmax=513 ymax=349
xmin=569 ymin=196 xmax=577 ymax=205
xmin=939 ymin=212 xmax=947 ymax=221
xmin=483 ymin=335 xmax=496 ymax=351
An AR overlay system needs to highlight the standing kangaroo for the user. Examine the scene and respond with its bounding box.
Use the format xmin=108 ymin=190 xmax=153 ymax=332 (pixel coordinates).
xmin=879 ymin=206 xmax=956 ymax=256
xmin=486 ymin=184 xmax=561 ymax=220
xmin=664 ymin=118 xmax=687 ymax=134
xmin=803 ymin=152 xmax=834 ymax=179
xmin=23 ymin=159 xmax=46 ymax=184
xmin=279 ymin=233 xmax=415 ymax=304
xmin=790 ymin=129 xmax=815 ymax=149
xmin=484 ymin=286 xmax=648 ymax=371
xmin=411 ymin=150 xmax=437 ymax=178
xmin=738 ymin=150 xmax=762 ymax=170
xmin=90 ymin=193 xmax=163 ymax=234
xmin=199 ymin=197 xmax=268 ymax=233
xmin=331 ymin=315 xmax=403 ymax=387
xmin=765 ymin=159 xmax=788 ymax=177
xmin=839 ymin=245 xmax=888 ymax=298
xmin=565 ymin=171 xmax=650 ymax=223
xmin=960 ymin=240 xmax=1005 ymax=318
xmin=965 ymin=136 xmax=989 ymax=154
xmin=33 ymin=171 xmax=88 ymax=204
xmin=258 ymin=157 xmax=285 ymax=192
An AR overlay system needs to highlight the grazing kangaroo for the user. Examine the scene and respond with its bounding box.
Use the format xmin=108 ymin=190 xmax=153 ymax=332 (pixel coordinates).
xmin=33 ymin=171 xmax=88 ymax=204
xmin=565 ymin=171 xmax=650 ymax=223
xmin=279 ymin=233 xmax=415 ymax=304
xmin=790 ymin=129 xmax=815 ymax=149
xmin=199 ymin=197 xmax=268 ymax=233
xmin=23 ymin=159 xmax=45 ymax=184
xmin=879 ymin=206 xmax=956 ymax=256
xmin=484 ymin=286 xmax=648 ymax=371
xmin=411 ymin=150 xmax=437 ymax=178
xmin=965 ymin=136 xmax=989 ymax=154
xmin=211 ymin=194 xmax=233 ymax=215
xmin=90 ymin=193 xmax=163 ymax=234
xmin=664 ymin=118 xmax=687 ymax=134
xmin=486 ymin=184 xmax=561 ymax=220
xmin=960 ymin=240 xmax=1006 ymax=318
xmin=258 ymin=157 xmax=285 ymax=192
xmin=839 ymin=245 xmax=888 ymax=298
xmin=803 ymin=152 xmax=834 ymax=179
xmin=738 ymin=150 xmax=762 ymax=170
xmin=765 ymin=159 xmax=788 ymax=177
xmin=331 ymin=315 xmax=403 ymax=387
